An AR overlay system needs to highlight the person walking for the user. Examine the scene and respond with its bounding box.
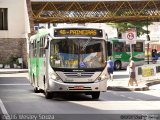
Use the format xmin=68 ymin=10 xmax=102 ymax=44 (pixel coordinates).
xmin=107 ymin=56 xmax=114 ymax=81
xmin=128 ymin=57 xmax=138 ymax=86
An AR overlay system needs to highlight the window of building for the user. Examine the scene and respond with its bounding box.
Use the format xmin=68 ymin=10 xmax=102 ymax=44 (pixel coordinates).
xmin=0 ymin=8 xmax=8 ymax=30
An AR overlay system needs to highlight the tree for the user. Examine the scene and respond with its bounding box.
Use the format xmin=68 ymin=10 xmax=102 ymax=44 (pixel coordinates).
xmin=108 ymin=22 xmax=152 ymax=38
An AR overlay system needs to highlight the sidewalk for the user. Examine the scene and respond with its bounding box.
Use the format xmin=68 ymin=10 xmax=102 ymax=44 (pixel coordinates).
xmin=0 ymin=69 xmax=28 ymax=74
xmin=0 ymin=68 xmax=160 ymax=91
xmin=107 ymin=78 xmax=160 ymax=91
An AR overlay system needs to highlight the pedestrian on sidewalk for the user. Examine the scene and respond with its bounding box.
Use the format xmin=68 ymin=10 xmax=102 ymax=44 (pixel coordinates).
xmin=152 ymin=49 xmax=158 ymax=64
xmin=107 ymin=56 xmax=114 ymax=81
xmin=128 ymin=57 xmax=138 ymax=86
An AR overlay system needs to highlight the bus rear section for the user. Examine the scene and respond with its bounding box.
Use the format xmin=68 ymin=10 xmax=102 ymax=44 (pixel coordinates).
xmin=107 ymin=38 xmax=145 ymax=70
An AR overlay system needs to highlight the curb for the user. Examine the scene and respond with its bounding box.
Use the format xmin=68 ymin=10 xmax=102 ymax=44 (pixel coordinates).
xmin=107 ymin=86 xmax=149 ymax=91
xmin=0 ymin=70 xmax=28 ymax=74
xmin=107 ymin=80 xmax=160 ymax=91
xmin=146 ymin=80 xmax=160 ymax=87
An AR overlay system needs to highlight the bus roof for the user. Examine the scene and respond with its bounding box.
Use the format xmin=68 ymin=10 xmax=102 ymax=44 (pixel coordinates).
xmin=108 ymin=38 xmax=145 ymax=43
xmin=30 ymin=29 xmax=49 ymax=43
xmin=30 ymin=26 xmax=106 ymax=42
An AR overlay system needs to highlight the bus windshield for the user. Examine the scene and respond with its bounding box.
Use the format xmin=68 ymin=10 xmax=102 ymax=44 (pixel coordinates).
xmin=50 ymin=39 xmax=106 ymax=69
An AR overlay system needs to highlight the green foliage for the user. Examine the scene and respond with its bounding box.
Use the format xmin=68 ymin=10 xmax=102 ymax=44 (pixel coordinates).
xmin=108 ymin=22 xmax=152 ymax=37
xmin=9 ymin=54 xmax=19 ymax=63
xmin=0 ymin=56 xmax=5 ymax=64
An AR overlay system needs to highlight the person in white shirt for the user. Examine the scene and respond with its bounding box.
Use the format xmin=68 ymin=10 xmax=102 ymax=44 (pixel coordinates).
xmin=128 ymin=57 xmax=138 ymax=86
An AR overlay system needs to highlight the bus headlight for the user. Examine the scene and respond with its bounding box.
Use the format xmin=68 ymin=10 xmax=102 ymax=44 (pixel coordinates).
xmin=50 ymin=73 xmax=61 ymax=81
xmin=98 ymin=74 xmax=107 ymax=81
xmin=51 ymin=74 xmax=57 ymax=80
xmin=100 ymin=75 xmax=106 ymax=80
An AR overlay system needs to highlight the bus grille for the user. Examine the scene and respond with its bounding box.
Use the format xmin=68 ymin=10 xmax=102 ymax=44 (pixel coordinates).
xmin=68 ymin=87 xmax=92 ymax=90
xmin=64 ymin=72 xmax=94 ymax=78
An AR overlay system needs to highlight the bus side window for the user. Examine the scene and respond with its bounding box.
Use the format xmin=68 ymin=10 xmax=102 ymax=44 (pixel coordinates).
xmin=125 ymin=44 xmax=130 ymax=52
xmin=33 ymin=40 xmax=36 ymax=57
xmin=133 ymin=42 xmax=143 ymax=52
xmin=40 ymin=38 xmax=42 ymax=57
xmin=114 ymin=44 xmax=119 ymax=52
xmin=29 ymin=42 xmax=34 ymax=57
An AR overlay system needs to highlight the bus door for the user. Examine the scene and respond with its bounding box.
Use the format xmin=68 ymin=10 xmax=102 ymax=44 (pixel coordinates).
xmin=107 ymin=41 xmax=112 ymax=57
xmin=36 ymin=41 xmax=40 ymax=84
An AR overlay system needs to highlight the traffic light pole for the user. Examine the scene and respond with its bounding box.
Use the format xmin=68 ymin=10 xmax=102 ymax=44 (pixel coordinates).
xmin=130 ymin=44 xmax=132 ymax=58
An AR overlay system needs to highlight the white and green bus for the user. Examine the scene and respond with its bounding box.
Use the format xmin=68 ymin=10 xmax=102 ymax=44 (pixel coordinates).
xmin=107 ymin=38 xmax=145 ymax=70
xmin=29 ymin=27 xmax=108 ymax=99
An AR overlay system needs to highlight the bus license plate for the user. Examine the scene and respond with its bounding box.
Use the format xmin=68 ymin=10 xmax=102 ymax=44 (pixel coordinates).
xmin=74 ymin=86 xmax=84 ymax=89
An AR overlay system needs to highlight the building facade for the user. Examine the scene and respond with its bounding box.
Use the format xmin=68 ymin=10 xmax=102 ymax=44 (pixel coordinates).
xmin=0 ymin=0 xmax=30 ymax=68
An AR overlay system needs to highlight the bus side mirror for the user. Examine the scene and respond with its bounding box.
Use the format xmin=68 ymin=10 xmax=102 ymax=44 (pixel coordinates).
xmin=44 ymin=40 xmax=49 ymax=49
xmin=44 ymin=34 xmax=52 ymax=49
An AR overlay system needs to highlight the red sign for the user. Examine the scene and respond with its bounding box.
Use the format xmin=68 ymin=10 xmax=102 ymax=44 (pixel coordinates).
xmin=127 ymin=33 xmax=134 ymax=40
xmin=126 ymin=28 xmax=136 ymax=44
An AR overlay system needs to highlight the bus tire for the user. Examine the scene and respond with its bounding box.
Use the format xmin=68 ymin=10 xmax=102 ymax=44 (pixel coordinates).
xmin=33 ymin=75 xmax=39 ymax=93
xmin=91 ymin=92 xmax=100 ymax=99
xmin=45 ymin=91 xmax=53 ymax=99
xmin=34 ymin=87 xmax=39 ymax=93
xmin=114 ymin=61 xmax=121 ymax=70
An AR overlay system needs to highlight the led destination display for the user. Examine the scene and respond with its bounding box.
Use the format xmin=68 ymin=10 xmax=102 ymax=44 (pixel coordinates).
xmin=54 ymin=28 xmax=103 ymax=37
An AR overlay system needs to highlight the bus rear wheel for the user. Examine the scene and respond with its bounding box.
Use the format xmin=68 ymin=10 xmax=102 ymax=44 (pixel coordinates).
xmin=114 ymin=61 xmax=121 ymax=70
xmin=91 ymin=92 xmax=100 ymax=99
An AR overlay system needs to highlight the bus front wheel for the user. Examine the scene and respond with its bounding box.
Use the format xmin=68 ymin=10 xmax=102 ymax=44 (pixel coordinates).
xmin=114 ymin=61 xmax=121 ymax=70
xmin=45 ymin=91 xmax=53 ymax=99
xmin=44 ymin=82 xmax=53 ymax=99
xmin=91 ymin=92 xmax=100 ymax=99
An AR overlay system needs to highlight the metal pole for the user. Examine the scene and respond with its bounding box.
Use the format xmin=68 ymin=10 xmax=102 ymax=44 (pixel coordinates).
xmin=48 ymin=22 xmax=51 ymax=29
xmin=130 ymin=44 xmax=132 ymax=58
xmin=147 ymin=41 xmax=150 ymax=64
xmin=147 ymin=19 xmax=150 ymax=64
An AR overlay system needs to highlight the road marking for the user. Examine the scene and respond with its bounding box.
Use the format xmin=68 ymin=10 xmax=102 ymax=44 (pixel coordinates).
xmin=127 ymin=97 xmax=134 ymax=99
xmin=120 ymin=95 xmax=125 ymax=97
xmin=0 ymin=84 xmax=30 ymax=86
xmin=0 ymin=98 xmax=11 ymax=120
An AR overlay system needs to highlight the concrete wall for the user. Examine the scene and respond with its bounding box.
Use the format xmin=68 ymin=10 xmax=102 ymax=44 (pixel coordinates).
xmin=0 ymin=38 xmax=27 ymax=67
xmin=0 ymin=0 xmax=30 ymax=68
xmin=0 ymin=0 xmax=30 ymax=38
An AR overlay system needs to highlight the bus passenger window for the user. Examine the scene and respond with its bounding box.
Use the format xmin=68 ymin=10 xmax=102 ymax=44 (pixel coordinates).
xmin=133 ymin=42 xmax=143 ymax=52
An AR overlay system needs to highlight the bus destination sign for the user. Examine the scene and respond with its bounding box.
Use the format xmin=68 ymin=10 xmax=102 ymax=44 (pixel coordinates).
xmin=54 ymin=28 xmax=103 ymax=37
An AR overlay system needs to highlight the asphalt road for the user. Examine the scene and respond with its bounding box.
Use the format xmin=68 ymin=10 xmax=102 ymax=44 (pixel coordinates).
xmin=0 ymin=73 xmax=160 ymax=120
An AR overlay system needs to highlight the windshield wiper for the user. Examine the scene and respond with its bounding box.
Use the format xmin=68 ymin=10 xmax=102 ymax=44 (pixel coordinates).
xmin=81 ymin=37 xmax=92 ymax=51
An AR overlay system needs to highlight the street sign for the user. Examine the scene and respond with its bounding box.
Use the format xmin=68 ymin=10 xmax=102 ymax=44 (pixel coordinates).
xmin=126 ymin=28 xmax=136 ymax=44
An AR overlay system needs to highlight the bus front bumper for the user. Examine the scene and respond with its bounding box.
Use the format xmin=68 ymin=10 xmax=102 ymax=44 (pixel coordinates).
xmin=47 ymin=79 xmax=107 ymax=92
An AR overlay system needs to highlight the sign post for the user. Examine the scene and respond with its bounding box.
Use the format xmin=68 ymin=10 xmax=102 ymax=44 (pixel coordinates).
xmin=125 ymin=28 xmax=137 ymax=58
